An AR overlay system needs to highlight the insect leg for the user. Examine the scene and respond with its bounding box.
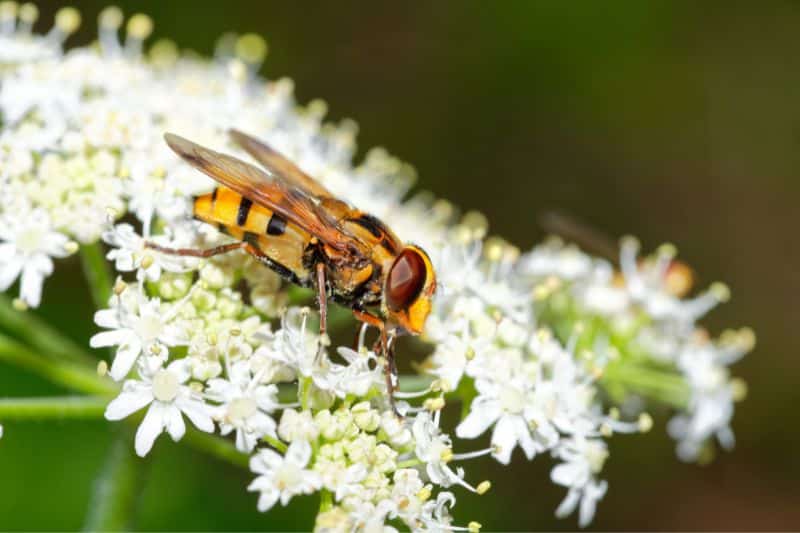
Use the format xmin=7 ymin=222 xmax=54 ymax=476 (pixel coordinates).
xmin=145 ymin=241 xmax=247 ymax=258
xmin=382 ymin=329 xmax=400 ymax=417
xmin=351 ymin=309 xmax=399 ymax=415
xmin=315 ymin=262 xmax=328 ymax=361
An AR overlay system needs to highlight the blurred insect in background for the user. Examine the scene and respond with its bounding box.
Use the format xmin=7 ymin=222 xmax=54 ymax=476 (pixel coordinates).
xmin=148 ymin=131 xmax=437 ymax=411
xmin=539 ymin=210 xmax=695 ymax=297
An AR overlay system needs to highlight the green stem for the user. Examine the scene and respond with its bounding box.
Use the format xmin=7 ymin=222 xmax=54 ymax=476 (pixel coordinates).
xmin=602 ymin=362 xmax=689 ymax=409
xmin=79 ymin=242 xmax=113 ymax=310
xmin=82 ymin=431 xmax=145 ymax=532
xmin=262 ymin=435 xmax=288 ymax=454
xmin=0 ymin=396 xmax=106 ymax=419
xmin=0 ymin=333 xmax=117 ymax=396
xmin=0 ymin=294 xmax=95 ymax=365
xmin=300 ymin=377 xmax=312 ymax=411
xmin=319 ymin=489 xmax=333 ymax=513
xmin=183 ymin=428 xmax=249 ymax=468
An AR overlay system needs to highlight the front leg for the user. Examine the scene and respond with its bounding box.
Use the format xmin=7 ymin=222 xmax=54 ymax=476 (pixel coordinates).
xmin=353 ymin=309 xmax=400 ymax=416
xmin=314 ymin=262 xmax=328 ymax=361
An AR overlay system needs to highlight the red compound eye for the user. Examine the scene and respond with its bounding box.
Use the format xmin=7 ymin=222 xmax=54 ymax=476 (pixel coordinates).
xmin=386 ymin=249 xmax=427 ymax=312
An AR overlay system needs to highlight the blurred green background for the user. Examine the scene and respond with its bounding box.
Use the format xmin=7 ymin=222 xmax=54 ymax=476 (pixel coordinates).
xmin=2 ymin=0 xmax=799 ymax=530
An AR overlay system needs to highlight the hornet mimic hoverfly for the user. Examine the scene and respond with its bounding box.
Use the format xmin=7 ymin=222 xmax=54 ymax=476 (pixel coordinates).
xmin=148 ymin=131 xmax=437 ymax=411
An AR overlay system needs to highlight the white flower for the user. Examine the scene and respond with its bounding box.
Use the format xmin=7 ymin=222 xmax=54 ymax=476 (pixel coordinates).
xmin=90 ymin=289 xmax=189 ymax=381
xmin=104 ymin=358 xmax=215 ymax=456
xmin=205 ymin=360 xmax=279 ymax=452
xmin=103 ymin=223 xmax=187 ymax=281
xmin=456 ymin=378 xmax=537 ymax=464
xmin=413 ymin=412 xmax=462 ymax=488
xmin=334 ymin=347 xmax=384 ymax=398
xmin=248 ymin=440 xmax=322 ymax=512
xmin=418 ymin=491 xmax=457 ymax=532
xmin=0 ymin=206 xmax=73 ymax=307
xmin=261 ymin=308 xmax=334 ymax=389
xmin=278 ymin=408 xmax=319 ymax=443
xmin=550 ymin=436 xmax=609 ymax=527
xmin=554 ymin=478 xmax=607 ymax=528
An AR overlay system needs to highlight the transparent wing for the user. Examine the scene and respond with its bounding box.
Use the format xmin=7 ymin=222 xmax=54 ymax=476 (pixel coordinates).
xmin=229 ymin=128 xmax=333 ymax=198
xmin=165 ymin=133 xmax=366 ymax=256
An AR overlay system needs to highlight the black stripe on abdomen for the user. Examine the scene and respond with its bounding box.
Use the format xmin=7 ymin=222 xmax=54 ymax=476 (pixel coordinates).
xmin=237 ymin=197 xmax=252 ymax=226
xmin=267 ymin=214 xmax=287 ymax=236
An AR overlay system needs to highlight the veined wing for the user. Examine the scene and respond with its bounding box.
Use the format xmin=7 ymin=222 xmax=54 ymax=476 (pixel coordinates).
xmin=229 ymin=128 xmax=333 ymax=198
xmin=164 ymin=133 xmax=367 ymax=256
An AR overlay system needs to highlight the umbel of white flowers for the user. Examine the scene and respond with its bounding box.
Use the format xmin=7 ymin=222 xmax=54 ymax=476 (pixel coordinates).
xmin=0 ymin=3 xmax=754 ymax=530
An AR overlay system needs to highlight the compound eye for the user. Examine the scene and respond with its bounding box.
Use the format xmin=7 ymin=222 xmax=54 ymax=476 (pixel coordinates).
xmin=386 ymin=249 xmax=427 ymax=312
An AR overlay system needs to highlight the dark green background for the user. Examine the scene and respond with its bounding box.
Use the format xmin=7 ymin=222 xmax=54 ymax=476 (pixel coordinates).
xmin=2 ymin=1 xmax=798 ymax=530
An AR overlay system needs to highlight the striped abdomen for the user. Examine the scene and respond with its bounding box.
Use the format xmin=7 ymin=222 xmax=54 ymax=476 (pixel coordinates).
xmin=193 ymin=186 xmax=313 ymax=283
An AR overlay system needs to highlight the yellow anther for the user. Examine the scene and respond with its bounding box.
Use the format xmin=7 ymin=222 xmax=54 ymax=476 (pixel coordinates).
xmin=737 ymin=327 xmax=756 ymax=351
xmin=54 ymin=6 xmax=81 ymax=34
xmin=19 ymin=3 xmax=37 ymax=23
xmin=207 ymin=332 xmax=218 ymax=346
xmin=730 ymin=378 xmax=748 ymax=402
xmin=139 ymin=254 xmax=154 ymax=269
xmin=620 ymin=234 xmax=640 ymax=249
xmin=12 ymin=298 xmax=28 ymax=311
xmin=0 ymin=2 xmax=18 ymax=20
xmin=230 ymin=327 xmax=242 ymax=337
xmin=657 ymin=242 xmax=677 ymax=259
xmin=638 ymin=413 xmax=653 ymax=433
xmin=484 ymin=236 xmax=505 ymax=262
xmin=235 ymin=33 xmax=268 ymax=64
xmin=113 ymin=278 xmax=127 ymax=295
xmin=98 ymin=5 xmax=123 ymax=29
xmin=468 ymin=521 xmax=482 ymax=533
xmin=423 ymin=397 xmax=445 ymax=411
xmin=149 ymin=39 xmax=179 ymax=68
xmin=465 ymin=346 xmax=476 ymax=361
xmin=709 ymin=281 xmax=730 ymax=302
xmin=416 ymin=486 xmax=432 ymax=502
xmin=476 ymin=480 xmax=491 ymax=495
xmin=461 ymin=210 xmax=488 ymax=239
xmin=126 ymin=13 xmax=153 ymax=40
xmin=609 ymin=407 xmax=620 ymax=420
xmin=430 ymin=199 xmax=454 ymax=222
xmin=440 ymin=448 xmax=453 ymax=463
xmin=96 ymin=360 xmax=108 ymax=377
xmin=600 ymin=422 xmax=613 ymax=437
xmin=64 ymin=241 xmax=79 ymax=254
xmin=307 ymin=99 xmax=328 ymax=119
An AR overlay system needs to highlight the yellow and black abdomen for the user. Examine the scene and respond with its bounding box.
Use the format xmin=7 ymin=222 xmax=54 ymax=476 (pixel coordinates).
xmin=193 ymin=187 xmax=313 ymax=283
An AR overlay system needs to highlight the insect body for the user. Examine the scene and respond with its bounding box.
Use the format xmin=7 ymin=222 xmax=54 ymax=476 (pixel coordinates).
xmin=150 ymin=130 xmax=437 ymax=408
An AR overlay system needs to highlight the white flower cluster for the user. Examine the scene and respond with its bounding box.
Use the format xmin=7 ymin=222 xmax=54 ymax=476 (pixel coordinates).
xmin=517 ymin=237 xmax=754 ymax=463
xmin=0 ymin=4 xmax=753 ymax=530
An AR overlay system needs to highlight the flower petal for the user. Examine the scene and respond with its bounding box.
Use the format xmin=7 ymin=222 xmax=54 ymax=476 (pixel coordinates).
xmin=105 ymin=388 xmax=153 ymax=420
xmin=108 ymin=338 xmax=143 ymax=381
xmin=135 ymin=403 xmax=166 ymax=457
xmin=164 ymin=404 xmax=186 ymax=442
xmin=455 ymin=401 xmax=500 ymax=439
xmin=177 ymin=397 xmax=214 ymax=433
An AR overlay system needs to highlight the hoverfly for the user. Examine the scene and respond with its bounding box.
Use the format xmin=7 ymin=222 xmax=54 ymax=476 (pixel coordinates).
xmin=148 ymin=130 xmax=437 ymax=409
